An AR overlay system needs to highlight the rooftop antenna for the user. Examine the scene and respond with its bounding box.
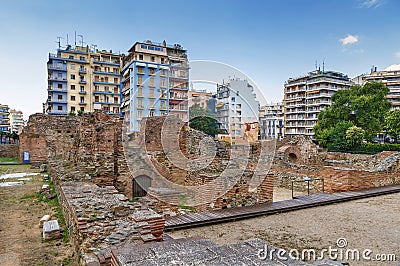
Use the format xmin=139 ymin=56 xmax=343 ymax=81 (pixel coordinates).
xmin=315 ymin=60 xmax=318 ymax=70
xmin=91 ymin=44 xmax=97 ymax=52
xmin=74 ymin=31 xmax=77 ymax=47
xmin=77 ymin=34 xmax=85 ymax=47
xmin=322 ymin=58 xmax=325 ymax=72
xmin=56 ymin=36 xmax=63 ymax=49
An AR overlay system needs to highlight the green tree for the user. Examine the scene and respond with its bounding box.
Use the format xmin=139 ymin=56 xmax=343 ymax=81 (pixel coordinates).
xmin=315 ymin=82 xmax=391 ymax=144
xmin=346 ymin=126 xmax=365 ymax=148
xmin=189 ymin=104 xmax=219 ymax=136
xmin=68 ymin=111 xmax=76 ymax=116
xmin=385 ymin=109 xmax=400 ymax=142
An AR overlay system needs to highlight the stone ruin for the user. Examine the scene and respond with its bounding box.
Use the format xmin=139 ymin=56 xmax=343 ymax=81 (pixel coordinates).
xmin=19 ymin=111 xmax=275 ymax=265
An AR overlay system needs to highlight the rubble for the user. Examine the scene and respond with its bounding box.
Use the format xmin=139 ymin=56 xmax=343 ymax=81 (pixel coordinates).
xmin=43 ymin=220 xmax=61 ymax=240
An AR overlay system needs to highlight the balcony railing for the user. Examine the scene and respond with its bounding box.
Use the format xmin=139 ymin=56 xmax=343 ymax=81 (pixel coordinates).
xmin=48 ymin=65 xmax=67 ymax=71
xmin=48 ymin=99 xmax=67 ymax=103
xmin=79 ymin=80 xmax=87 ymax=84
xmin=79 ymin=91 xmax=87 ymax=95
xmin=48 ymin=76 xmax=67 ymax=82
xmin=79 ymin=68 xmax=87 ymax=74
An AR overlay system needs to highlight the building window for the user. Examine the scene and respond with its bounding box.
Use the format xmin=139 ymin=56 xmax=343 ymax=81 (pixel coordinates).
xmin=105 ymin=77 xmax=109 ymax=83
xmin=149 ymin=68 xmax=155 ymax=75
xmin=71 ymin=85 xmax=75 ymax=90
xmin=71 ymin=96 xmax=75 ymax=101
xmin=161 ymin=79 xmax=166 ymax=88
xmin=137 ymin=77 xmax=143 ymax=85
xmin=151 ymin=56 xmax=155 ymax=62
xmin=161 ymin=58 xmax=165 ymax=64
xmin=79 ymin=56 xmax=85 ymax=61
xmin=150 ymin=111 xmax=155 ymax=117
xmin=138 ymin=99 xmax=143 ymax=108
xmin=114 ymin=97 xmax=118 ymax=103
xmin=69 ymin=55 xmax=74 ymax=59
xmin=114 ymin=87 xmax=118 ymax=93
xmin=80 ymin=107 xmax=84 ymax=111
xmin=149 ymin=88 xmax=155 ymax=97
xmin=71 ymin=106 xmax=75 ymax=112
xmin=58 ymin=106 xmax=63 ymax=110
xmin=114 ymin=77 xmax=118 ymax=83
xmin=80 ymin=86 xmax=84 ymax=91
xmin=95 ymin=96 xmax=99 ymax=102
xmin=137 ymin=88 xmax=143 ymax=97
xmin=95 ymin=85 xmax=99 ymax=91
xmin=139 ymin=54 xmax=143 ymax=60
xmin=80 ymin=97 xmax=84 ymax=103
xmin=58 ymin=95 xmax=63 ymax=100
xmin=137 ymin=110 xmax=143 ymax=118
xmin=105 ymin=86 xmax=109 ymax=92
xmin=149 ymin=99 xmax=155 ymax=108
xmin=70 ymin=64 xmax=75 ymax=70
xmin=71 ymin=74 xmax=75 ymax=80
xmin=58 ymin=84 xmax=63 ymax=89
xmin=105 ymin=67 xmax=110 ymax=72
xmin=149 ymin=78 xmax=155 ymax=87
xmin=113 ymin=68 xmax=119 ymax=74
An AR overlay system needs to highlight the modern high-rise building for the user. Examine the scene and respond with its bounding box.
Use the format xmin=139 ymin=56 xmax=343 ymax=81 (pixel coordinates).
xmin=284 ymin=70 xmax=352 ymax=138
xmin=121 ymin=40 xmax=189 ymax=132
xmin=216 ymin=78 xmax=259 ymax=144
xmin=259 ymin=103 xmax=284 ymax=140
xmin=9 ymin=109 xmax=24 ymax=134
xmin=0 ymin=104 xmax=10 ymax=132
xmin=353 ymin=65 xmax=400 ymax=110
xmin=45 ymin=45 xmax=122 ymax=115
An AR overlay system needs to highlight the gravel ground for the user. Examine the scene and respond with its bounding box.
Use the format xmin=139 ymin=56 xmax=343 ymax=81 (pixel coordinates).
xmin=170 ymin=192 xmax=400 ymax=265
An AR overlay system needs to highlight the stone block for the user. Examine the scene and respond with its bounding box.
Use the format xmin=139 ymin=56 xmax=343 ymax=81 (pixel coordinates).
xmin=43 ymin=220 xmax=61 ymax=241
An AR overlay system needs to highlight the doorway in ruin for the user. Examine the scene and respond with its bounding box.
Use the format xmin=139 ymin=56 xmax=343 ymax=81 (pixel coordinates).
xmin=288 ymin=153 xmax=298 ymax=163
xmin=133 ymin=175 xmax=152 ymax=197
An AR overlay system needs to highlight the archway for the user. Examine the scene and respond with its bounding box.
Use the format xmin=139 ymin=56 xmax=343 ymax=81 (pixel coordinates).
xmin=132 ymin=175 xmax=152 ymax=197
xmin=288 ymin=152 xmax=298 ymax=163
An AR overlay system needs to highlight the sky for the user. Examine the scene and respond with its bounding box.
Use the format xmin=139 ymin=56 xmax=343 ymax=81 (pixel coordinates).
xmin=0 ymin=0 xmax=399 ymax=119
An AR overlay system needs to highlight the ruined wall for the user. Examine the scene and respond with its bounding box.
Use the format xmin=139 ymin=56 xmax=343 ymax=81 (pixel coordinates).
xmin=0 ymin=144 xmax=19 ymax=158
xmin=19 ymin=112 xmax=130 ymax=187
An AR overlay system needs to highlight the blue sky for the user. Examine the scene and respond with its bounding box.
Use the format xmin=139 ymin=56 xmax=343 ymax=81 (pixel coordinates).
xmin=1 ymin=0 xmax=399 ymax=118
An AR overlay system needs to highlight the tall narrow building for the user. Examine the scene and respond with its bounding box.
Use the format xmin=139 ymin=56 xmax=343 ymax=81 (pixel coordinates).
xmin=9 ymin=109 xmax=24 ymax=134
xmin=284 ymin=70 xmax=352 ymax=138
xmin=216 ymin=78 xmax=259 ymax=144
xmin=0 ymin=104 xmax=10 ymax=132
xmin=259 ymin=103 xmax=284 ymax=140
xmin=121 ymin=40 xmax=189 ymax=132
xmin=46 ymin=45 xmax=122 ymax=115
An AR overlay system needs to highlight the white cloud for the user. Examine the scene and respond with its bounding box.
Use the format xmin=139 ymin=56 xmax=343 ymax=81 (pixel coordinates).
xmin=396 ymin=51 xmax=400 ymax=59
xmin=340 ymin=34 xmax=359 ymax=45
xmin=360 ymin=0 xmax=381 ymax=8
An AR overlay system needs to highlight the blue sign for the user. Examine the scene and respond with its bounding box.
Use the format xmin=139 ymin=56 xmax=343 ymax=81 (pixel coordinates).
xmin=23 ymin=151 xmax=30 ymax=163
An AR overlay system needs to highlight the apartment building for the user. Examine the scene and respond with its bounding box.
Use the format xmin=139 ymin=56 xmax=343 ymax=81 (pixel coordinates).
xmin=188 ymin=89 xmax=216 ymax=114
xmin=353 ymin=65 xmax=400 ymax=110
xmin=0 ymin=104 xmax=10 ymax=132
xmin=216 ymin=78 xmax=259 ymax=144
xmin=121 ymin=40 xmax=189 ymax=132
xmin=284 ymin=70 xmax=352 ymax=138
xmin=259 ymin=103 xmax=284 ymax=140
xmin=9 ymin=109 xmax=24 ymax=134
xmin=46 ymin=45 xmax=122 ymax=115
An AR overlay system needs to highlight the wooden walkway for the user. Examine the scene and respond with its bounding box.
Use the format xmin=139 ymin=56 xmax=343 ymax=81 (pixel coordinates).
xmin=165 ymin=185 xmax=400 ymax=231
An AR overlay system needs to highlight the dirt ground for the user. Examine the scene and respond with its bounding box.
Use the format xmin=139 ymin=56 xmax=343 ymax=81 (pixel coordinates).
xmin=170 ymin=192 xmax=400 ymax=265
xmin=0 ymin=165 xmax=74 ymax=266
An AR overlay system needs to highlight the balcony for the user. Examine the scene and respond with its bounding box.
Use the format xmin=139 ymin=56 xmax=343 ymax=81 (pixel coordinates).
xmin=79 ymin=102 xmax=87 ymax=105
xmin=48 ymin=99 xmax=67 ymax=104
xmin=79 ymin=68 xmax=87 ymax=74
xmin=93 ymin=91 xmax=120 ymax=95
xmin=93 ymin=59 xmax=120 ymax=66
xmin=79 ymin=80 xmax=87 ymax=84
xmin=48 ymin=86 xmax=67 ymax=92
xmin=79 ymin=91 xmax=87 ymax=95
xmin=48 ymin=110 xmax=67 ymax=115
xmin=93 ymin=70 xmax=120 ymax=76
xmin=48 ymin=76 xmax=67 ymax=82
xmin=47 ymin=65 xmax=67 ymax=71
xmin=93 ymin=80 xmax=120 ymax=86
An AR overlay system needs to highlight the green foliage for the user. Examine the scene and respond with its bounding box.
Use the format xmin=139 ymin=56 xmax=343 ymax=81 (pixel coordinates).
xmin=329 ymin=143 xmax=400 ymax=154
xmin=315 ymin=82 xmax=391 ymax=143
xmin=346 ymin=126 xmax=365 ymax=148
xmin=0 ymin=157 xmax=19 ymax=162
xmin=385 ymin=109 xmax=400 ymax=141
xmin=77 ymin=110 xmax=84 ymax=116
xmin=189 ymin=104 xmax=219 ymax=136
xmin=327 ymin=121 xmax=354 ymax=151
xmin=68 ymin=111 xmax=76 ymax=116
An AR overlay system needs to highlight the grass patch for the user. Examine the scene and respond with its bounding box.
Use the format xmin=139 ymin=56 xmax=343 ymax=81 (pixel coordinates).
xmin=0 ymin=157 xmax=19 ymax=162
xmin=21 ymin=180 xmax=69 ymax=243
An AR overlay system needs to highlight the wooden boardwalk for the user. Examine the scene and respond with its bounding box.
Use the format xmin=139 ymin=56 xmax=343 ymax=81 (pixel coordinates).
xmin=165 ymin=185 xmax=400 ymax=231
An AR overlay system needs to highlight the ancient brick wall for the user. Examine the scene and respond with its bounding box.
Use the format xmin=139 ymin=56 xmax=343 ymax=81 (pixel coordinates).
xmin=0 ymin=144 xmax=19 ymax=158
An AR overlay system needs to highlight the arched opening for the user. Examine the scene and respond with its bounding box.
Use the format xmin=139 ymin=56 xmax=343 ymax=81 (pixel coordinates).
xmin=288 ymin=152 xmax=298 ymax=163
xmin=132 ymin=175 xmax=152 ymax=198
